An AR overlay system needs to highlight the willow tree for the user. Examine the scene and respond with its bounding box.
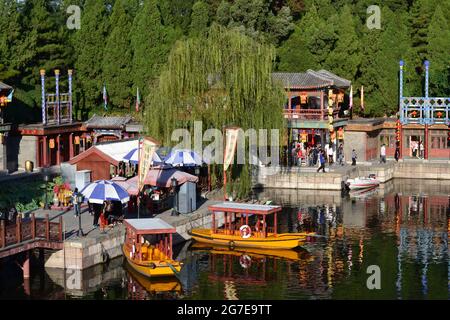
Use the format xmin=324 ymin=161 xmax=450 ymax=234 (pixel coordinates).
xmin=145 ymin=24 xmax=285 ymax=198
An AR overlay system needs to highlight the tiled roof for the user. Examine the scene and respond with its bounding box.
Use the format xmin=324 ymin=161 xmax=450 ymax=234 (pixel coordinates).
xmin=272 ymin=70 xmax=351 ymax=89
xmin=85 ymin=115 xmax=132 ymax=129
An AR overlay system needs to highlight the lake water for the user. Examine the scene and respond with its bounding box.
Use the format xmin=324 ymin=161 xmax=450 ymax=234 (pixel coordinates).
xmin=0 ymin=179 xmax=448 ymax=300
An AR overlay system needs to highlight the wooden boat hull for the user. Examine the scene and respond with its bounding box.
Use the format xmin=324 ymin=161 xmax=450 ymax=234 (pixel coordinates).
xmin=125 ymin=262 xmax=182 ymax=294
xmin=190 ymin=229 xmax=314 ymax=249
xmin=122 ymin=245 xmax=182 ymax=277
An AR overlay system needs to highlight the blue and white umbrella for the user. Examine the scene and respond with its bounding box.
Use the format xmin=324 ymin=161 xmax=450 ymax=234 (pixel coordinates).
xmin=122 ymin=148 xmax=164 ymax=165
xmin=164 ymin=149 xmax=203 ymax=167
xmin=80 ymin=180 xmax=130 ymax=204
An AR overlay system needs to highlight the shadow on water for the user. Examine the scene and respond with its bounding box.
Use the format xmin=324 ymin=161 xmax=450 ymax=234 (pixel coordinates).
xmin=0 ymin=179 xmax=448 ymax=299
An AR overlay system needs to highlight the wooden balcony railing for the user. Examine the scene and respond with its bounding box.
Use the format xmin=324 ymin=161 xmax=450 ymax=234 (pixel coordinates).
xmin=283 ymin=108 xmax=347 ymax=121
xmin=0 ymin=213 xmax=63 ymax=249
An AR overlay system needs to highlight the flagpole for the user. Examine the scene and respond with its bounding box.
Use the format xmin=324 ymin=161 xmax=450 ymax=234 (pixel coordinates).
xmin=223 ymin=127 xmax=227 ymax=201
xmin=137 ymin=137 xmax=141 ymax=219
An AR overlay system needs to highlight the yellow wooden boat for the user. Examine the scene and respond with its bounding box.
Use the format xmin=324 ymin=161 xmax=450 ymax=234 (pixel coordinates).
xmin=125 ymin=261 xmax=182 ymax=294
xmin=189 ymin=202 xmax=316 ymax=250
xmin=123 ymin=218 xmax=183 ymax=277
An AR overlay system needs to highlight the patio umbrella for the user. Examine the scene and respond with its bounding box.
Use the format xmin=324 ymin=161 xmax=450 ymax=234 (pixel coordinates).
xmin=80 ymin=180 xmax=130 ymax=204
xmin=122 ymin=148 xmax=164 ymax=165
xmin=164 ymin=149 xmax=203 ymax=167
xmin=127 ymin=167 xmax=199 ymax=189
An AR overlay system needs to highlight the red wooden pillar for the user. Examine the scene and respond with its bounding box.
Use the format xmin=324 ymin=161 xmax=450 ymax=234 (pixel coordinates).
xmin=69 ymin=133 xmax=74 ymax=159
xmin=424 ymin=124 xmax=429 ymax=160
xmin=23 ymin=251 xmax=30 ymax=279
xmin=31 ymin=213 xmax=36 ymax=239
xmin=16 ymin=215 xmax=21 ymax=243
xmin=164 ymin=236 xmax=168 ymax=257
xmin=263 ymin=215 xmax=266 ymax=238
xmin=274 ymin=213 xmax=277 ymax=236
xmin=56 ymin=134 xmax=61 ymax=165
xmin=169 ymin=234 xmax=173 ymax=259
xmin=212 ymin=212 xmax=215 ymax=233
xmin=399 ymin=124 xmax=403 ymax=159
xmin=43 ymin=136 xmax=48 ymax=167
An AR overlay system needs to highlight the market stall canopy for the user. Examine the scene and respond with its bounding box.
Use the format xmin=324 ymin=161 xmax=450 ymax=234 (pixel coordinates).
xmin=126 ymin=167 xmax=199 ymax=193
xmin=111 ymin=176 xmax=139 ymax=196
xmin=164 ymin=149 xmax=204 ymax=167
xmin=80 ymin=180 xmax=130 ymax=204
xmin=122 ymin=147 xmax=164 ymax=165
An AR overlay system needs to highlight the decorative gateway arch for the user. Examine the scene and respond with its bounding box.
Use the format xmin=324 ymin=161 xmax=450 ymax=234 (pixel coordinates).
xmin=398 ymin=60 xmax=450 ymax=159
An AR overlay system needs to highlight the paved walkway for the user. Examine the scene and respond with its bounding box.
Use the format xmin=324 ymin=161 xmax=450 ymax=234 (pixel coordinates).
xmin=29 ymin=196 xmax=220 ymax=241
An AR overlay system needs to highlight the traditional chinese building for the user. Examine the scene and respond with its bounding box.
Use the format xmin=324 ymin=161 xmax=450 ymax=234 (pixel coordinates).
xmin=272 ymin=70 xmax=351 ymax=161
xmin=2 ymin=70 xmax=144 ymax=173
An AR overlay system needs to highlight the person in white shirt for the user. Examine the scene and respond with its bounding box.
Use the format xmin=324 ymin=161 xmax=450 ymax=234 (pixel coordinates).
xmin=380 ymin=144 xmax=386 ymax=163
xmin=327 ymin=145 xmax=334 ymax=164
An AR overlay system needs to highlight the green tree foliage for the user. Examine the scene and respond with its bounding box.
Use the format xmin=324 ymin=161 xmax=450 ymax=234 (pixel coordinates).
xmin=130 ymin=0 xmax=181 ymax=100
xmin=359 ymin=7 xmax=415 ymax=116
xmin=216 ymin=0 xmax=294 ymax=44
xmin=73 ymin=0 xmax=109 ymax=113
xmin=190 ymin=1 xmax=211 ymax=37
xmin=324 ymin=5 xmax=361 ymax=81
xmin=102 ymin=0 xmax=134 ymax=108
xmin=426 ymin=5 xmax=450 ymax=96
xmin=145 ymin=25 xmax=285 ymax=198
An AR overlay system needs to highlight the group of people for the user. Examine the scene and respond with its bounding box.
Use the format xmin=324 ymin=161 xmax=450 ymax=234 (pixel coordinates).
xmin=71 ymin=188 xmax=123 ymax=233
xmin=291 ymin=142 xmax=348 ymax=171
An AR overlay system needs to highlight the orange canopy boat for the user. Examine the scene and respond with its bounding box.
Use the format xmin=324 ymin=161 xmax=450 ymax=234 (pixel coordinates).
xmin=189 ymin=202 xmax=315 ymax=250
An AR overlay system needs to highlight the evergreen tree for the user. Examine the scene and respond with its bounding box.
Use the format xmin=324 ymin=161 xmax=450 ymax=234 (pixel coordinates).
xmin=102 ymin=0 xmax=134 ymax=108
xmin=73 ymin=0 xmax=109 ymax=112
xmin=130 ymin=0 xmax=180 ymax=99
xmin=324 ymin=5 xmax=361 ymax=81
xmin=216 ymin=0 xmax=294 ymax=45
xmin=189 ymin=1 xmax=210 ymax=37
xmin=0 ymin=0 xmax=23 ymax=81
xmin=426 ymin=5 xmax=450 ymax=96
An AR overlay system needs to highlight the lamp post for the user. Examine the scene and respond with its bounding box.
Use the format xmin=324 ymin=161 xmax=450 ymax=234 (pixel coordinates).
xmin=43 ymin=170 xmax=50 ymax=210
xmin=76 ymin=193 xmax=84 ymax=237
xmin=171 ymin=177 xmax=179 ymax=216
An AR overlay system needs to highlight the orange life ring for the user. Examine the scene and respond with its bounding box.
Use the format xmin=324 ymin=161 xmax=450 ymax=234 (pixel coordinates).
xmin=239 ymin=225 xmax=252 ymax=239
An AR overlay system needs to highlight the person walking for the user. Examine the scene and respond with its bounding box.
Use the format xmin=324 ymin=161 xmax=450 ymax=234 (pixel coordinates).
xmin=327 ymin=145 xmax=334 ymax=164
xmin=317 ymin=151 xmax=326 ymax=173
xmin=380 ymin=144 xmax=386 ymax=163
xmin=72 ymin=188 xmax=81 ymax=218
xmin=351 ymin=149 xmax=357 ymax=166
xmin=394 ymin=144 xmax=400 ymax=162
xmin=92 ymin=203 xmax=102 ymax=228
xmin=337 ymin=144 xmax=344 ymax=166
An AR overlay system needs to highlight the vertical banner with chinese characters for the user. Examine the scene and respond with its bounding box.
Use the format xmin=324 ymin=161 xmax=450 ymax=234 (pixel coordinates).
xmin=223 ymin=127 xmax=240 ymax=172
xmin=138 ymin=137 xmax=157 ymax=191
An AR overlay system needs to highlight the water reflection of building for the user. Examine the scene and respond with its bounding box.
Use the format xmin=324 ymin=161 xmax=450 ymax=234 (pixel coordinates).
xmin=45 ymin=256 xmax=125 ymax=297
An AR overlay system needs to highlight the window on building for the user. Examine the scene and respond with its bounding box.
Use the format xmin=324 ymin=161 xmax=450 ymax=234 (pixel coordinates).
xmin=431 ymin=133 xmax=450 ymax=149
xmin=380 ymin=134 xmax=396 ymax=148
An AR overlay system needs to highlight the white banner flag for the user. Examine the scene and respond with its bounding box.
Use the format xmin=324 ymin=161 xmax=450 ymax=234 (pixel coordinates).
xmin=223 ymin=128 xmax=240 ymax=172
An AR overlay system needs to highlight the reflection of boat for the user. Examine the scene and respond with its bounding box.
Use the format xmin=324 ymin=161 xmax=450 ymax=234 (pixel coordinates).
xmin=125 ymin=261 xmax=182 ymax=295
xmin=349 ymin=186 xmax=379 ymax=198
xmin=189 ymin=203 xmax=315 ymax=250
xmin=123 ymin=219 xmax=182 ymax=277
xmin=346 ymin=174 xmax=380 ymax=190
xmin=190 ymin=242 xmax=312 ymax=262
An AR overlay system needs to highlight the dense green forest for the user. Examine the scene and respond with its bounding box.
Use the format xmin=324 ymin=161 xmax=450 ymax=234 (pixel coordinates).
xmin=0 ymin=0 xmax=449 ymax=123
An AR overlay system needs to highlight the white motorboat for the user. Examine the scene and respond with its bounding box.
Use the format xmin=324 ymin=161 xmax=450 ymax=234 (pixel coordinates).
xmin=346 ymin=174 xmax=380 ymax=190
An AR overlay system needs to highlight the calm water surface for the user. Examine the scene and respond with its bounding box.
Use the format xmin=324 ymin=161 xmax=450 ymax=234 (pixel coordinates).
xmin=0 ymin=179 xmax=448 ymax=300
